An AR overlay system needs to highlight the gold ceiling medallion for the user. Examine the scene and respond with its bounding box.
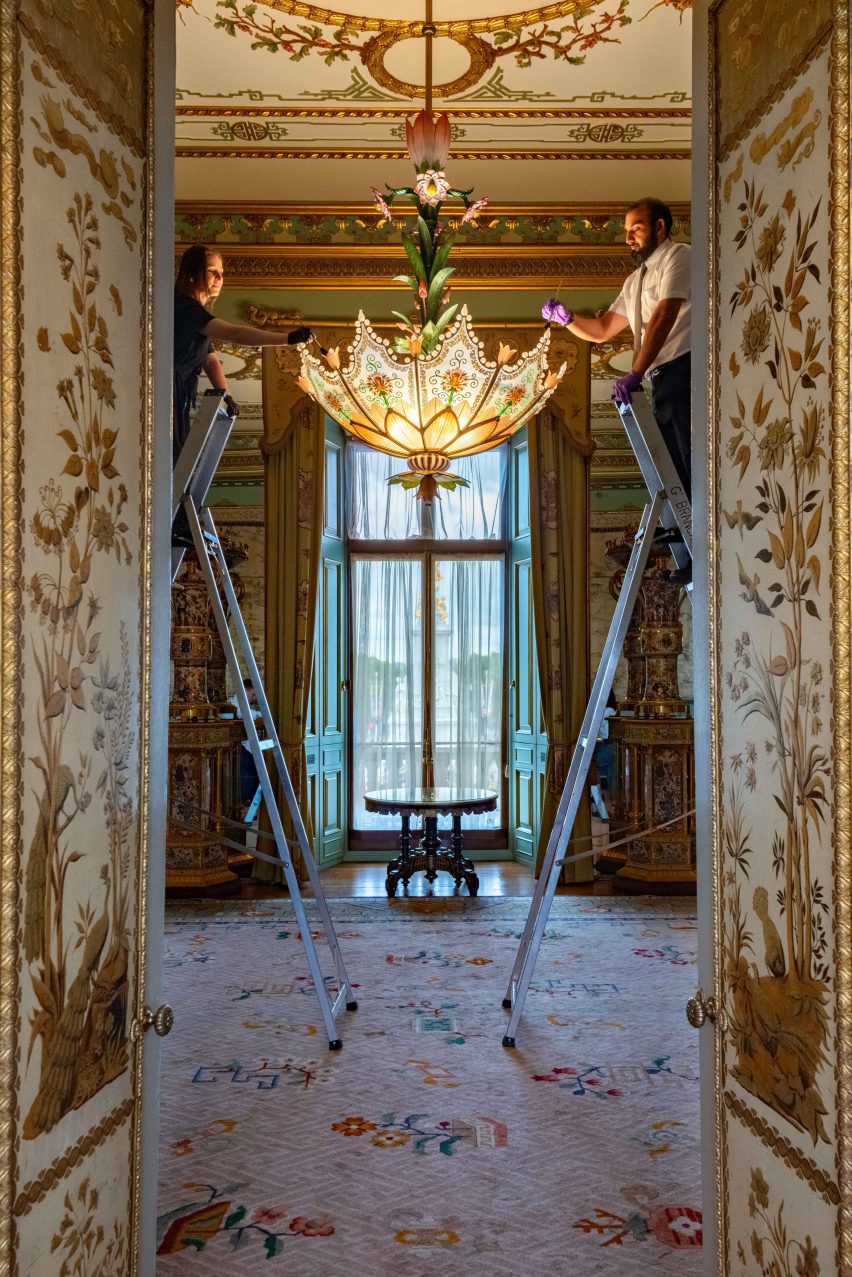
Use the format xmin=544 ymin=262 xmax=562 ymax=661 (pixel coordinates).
xmin=259 ymin=0 xmax=594 ymax=36
xmin=362 ymin=30 xmax=494 ymax=100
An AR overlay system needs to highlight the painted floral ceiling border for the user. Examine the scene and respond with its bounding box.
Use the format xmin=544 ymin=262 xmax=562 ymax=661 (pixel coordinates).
xmin=177 ymin=0 xmax=692 ymax=110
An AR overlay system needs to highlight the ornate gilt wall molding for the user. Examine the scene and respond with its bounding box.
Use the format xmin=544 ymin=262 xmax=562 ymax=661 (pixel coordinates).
xmin=12 ymin=1099 xmax=134 ymax=1217
xmin=0 ymin=0 xmax=22 ymax=1270
xmin=828 ymin=0 xmax=851 ymax=1262
xmin=178 ymin=244 xmax=634 ymax=290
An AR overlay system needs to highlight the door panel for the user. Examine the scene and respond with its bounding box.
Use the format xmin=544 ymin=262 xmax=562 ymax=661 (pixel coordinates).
xmin=509 ymin=432 xmax=544 ymax=863
xmin=3 ymin=4 xmax=164 ymax=1270
xmin=695 ymin=0 xmax=848 ymax=1267
xmin=313 ymin=425 xmax=347 ymax=866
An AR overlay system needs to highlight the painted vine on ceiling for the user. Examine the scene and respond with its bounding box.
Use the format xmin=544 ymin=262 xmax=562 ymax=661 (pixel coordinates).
xmin=174 ymin=0 xmax=692 ymax=164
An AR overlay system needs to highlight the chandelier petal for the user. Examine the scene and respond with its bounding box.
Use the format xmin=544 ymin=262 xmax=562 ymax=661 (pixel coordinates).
xmin=384 ymin=409 xmax=424 ymax=454
xmin=443 ymin=418 xmax=501 ymax=457
xmin=423 ymin=406 xmax=461 ymax=452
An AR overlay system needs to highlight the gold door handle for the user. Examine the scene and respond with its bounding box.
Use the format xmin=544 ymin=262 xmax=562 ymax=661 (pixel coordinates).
xmin=131 ymin=1003 xmax=174 ymax=1042
xmin=686 ymin=989 xmax=726 ymax=1031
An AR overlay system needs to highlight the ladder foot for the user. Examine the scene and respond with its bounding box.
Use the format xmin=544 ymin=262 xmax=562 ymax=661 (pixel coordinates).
xmin=502 ymin=997 xmax=513 ymax=1009
xmin=346 ymin=1000 xmax=358 ymax=1011
xmin=502 ymin=1035 xmax=516 ymax=1048
xmin=328 ymin=1039 xmax=343 ymax=1051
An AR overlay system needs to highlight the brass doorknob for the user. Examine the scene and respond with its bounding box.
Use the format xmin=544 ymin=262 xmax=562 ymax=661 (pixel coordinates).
xmin=131 ymin=1003 xmax=174 ymax=1042
xmin=686 ymin=988 xmax=726 ymax=1031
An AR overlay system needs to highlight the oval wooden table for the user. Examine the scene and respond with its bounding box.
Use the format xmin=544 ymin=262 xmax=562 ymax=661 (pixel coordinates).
xmin=364 ymin=786 xmax=497 ymax=897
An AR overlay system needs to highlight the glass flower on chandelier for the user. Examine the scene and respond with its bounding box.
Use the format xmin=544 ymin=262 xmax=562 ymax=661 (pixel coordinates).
xmin=298 ymin=107 xmax=564 ymax=502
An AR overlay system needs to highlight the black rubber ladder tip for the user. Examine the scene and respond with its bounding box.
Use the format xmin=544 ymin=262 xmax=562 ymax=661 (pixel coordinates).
xmin=502 ymin=1035 xmax=516 ymax=1048
xmin=328 ymin=1039 xmax=343 ymax=1051
xmin=346 ymin=1000 xmax=358 ymax=1011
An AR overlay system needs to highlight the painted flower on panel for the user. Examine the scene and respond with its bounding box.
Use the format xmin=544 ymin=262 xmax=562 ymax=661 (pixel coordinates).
xmin=756 ymin=212 xmax=785 ymax=273
xmin=740 ymin=304 xmax=771 ymax=363
xmin=758 ymin=417 xmax=792 ymax=471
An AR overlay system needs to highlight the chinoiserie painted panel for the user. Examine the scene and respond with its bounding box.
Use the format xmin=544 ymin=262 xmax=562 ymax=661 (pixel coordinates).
xmin=713 ymin=0 xmax=844 ymax=1267
xmin=4 ymin=0 xmax=150 ymax=1266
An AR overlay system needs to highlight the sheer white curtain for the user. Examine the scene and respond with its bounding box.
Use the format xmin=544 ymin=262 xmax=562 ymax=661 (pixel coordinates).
xmin=347 ymin=443 xmax=506 ymax=540
xmin=433 ymin=558 xmax=503 ymax=828
xmin=347 ymin=442 xmax=506 ymax=834
xmin=351 ymin=558 xmax=423 ymax=829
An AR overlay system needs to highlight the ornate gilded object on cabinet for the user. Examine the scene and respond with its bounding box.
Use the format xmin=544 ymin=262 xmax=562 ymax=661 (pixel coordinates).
xmin=167 ymin=552 xmax=245 ymax=895
xmin=600 ymin=532 xmax=695 ymax=893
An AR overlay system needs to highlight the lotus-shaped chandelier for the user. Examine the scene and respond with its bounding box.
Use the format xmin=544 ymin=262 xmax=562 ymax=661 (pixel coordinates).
xmin=297 ymin=45 xmax=564 ymax=500
xmin=300 ymin=307 xmax=561 ymax=502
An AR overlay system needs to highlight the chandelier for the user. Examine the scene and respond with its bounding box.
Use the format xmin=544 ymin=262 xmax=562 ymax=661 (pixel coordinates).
xmin=297 ymin=5 xmax=564 ymax=502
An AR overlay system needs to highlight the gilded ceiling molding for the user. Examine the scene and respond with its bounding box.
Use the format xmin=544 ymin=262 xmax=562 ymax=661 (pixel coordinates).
xmin=175 ymin=145 xmax=692 ymax=161
xmin=182 ymin=244 xmax=634 ymax=289
xmin=176 ymin=105 xmax=693 ymax=119
xmin=0 ymin=0 xmax=22 ymax=1269
xmin=175 ymin=199 xmax=691 ymax=222
xmin=256 ymin=0 xmax=608 ymax=35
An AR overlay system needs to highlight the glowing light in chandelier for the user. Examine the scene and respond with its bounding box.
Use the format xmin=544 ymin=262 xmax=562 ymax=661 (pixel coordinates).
xmin=297 ymin=5 xmax=564 ymax=501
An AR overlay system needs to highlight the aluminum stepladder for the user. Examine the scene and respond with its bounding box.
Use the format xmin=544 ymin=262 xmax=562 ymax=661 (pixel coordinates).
xmin=501 ymin=388 xmax=692 ymax=1047
xmin=172 ymin=390 xmax=357 ymax=1049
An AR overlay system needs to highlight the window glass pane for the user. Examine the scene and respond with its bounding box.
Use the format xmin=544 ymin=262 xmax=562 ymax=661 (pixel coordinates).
xmin=351 ymin=558 xmax=423 ymax=828
xmin=433 ymin=558 xmax=503 ymax=828
xmin=346 ymin=443 xmax=506 ymax=540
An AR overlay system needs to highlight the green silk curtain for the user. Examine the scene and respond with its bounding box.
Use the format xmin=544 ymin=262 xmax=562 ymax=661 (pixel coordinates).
xmin=257 ymin=351 xmax=325 ymax=882
xmin=529 ymin=401 xmax=595 ymax=882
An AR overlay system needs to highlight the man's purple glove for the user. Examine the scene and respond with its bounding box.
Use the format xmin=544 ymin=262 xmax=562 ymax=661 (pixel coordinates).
xmin=611 ymin=370 xmax=643 ymax=405
xmin=542 ymin=298 xmax=573 ymax=327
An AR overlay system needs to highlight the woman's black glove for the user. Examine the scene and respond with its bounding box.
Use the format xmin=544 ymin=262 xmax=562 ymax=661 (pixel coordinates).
xmin=287 ymin=327 xmax=313 ymax=346
xmin=224 ymin=393 xmax=240 ymax=418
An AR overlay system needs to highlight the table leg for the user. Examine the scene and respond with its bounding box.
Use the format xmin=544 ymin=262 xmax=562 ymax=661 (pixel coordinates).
xmin=421 ymin=814 xmax=440 ymax=883
xmin=385 ymin=812 xmax=411 ymax=897
xmin=449 ymin=814 xmax=479 ymax=896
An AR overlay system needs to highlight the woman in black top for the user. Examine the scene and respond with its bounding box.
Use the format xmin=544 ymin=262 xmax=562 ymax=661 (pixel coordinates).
xmin=173 ymin=244 xmax=311 ymax=459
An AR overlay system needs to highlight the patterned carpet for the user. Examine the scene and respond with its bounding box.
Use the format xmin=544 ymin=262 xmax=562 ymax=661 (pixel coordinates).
xmin=155 ymin=895 xmax=703 ymax=1275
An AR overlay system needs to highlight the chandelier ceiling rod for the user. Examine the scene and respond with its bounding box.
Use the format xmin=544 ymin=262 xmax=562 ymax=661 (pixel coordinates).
xmin=422 ymin=0 xmax=435 ymax=115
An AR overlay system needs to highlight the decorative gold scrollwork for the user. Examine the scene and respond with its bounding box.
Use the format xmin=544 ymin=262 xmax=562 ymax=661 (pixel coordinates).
xmin=686 ymin=988 xmax=726 ymax=1031
xmin=131 ymin=1003 xmax=175 ymax=1042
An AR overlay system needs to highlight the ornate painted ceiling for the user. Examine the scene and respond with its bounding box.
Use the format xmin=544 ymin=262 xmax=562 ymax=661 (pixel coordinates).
xmin=174 ymin=0 xmax=692 ymax=201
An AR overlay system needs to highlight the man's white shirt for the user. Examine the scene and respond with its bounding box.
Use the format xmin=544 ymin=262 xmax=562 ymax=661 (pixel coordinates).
xmin=609 ymin=239 xmax=691 ymax=371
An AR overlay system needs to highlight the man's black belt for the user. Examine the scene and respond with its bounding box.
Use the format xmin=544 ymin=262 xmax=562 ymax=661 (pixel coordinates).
xmin=648 ymin=351 xmax=691 ymax=380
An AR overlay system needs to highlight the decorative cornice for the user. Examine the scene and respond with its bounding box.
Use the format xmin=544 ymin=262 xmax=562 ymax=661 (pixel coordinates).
xmin=175 ymin=145 xmax=692 ymax=162
xmin=176 ymin=244 xmax=635 ymax=289
xmin=176 ymin=104 xmax=693 ymax=120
